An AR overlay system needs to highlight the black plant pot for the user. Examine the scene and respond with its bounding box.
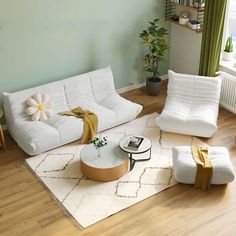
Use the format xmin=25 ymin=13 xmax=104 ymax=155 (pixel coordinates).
xmin=146 ymin=76 xmax=162 ymax=96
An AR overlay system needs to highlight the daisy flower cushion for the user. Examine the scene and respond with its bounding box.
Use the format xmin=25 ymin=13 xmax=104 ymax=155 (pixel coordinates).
xmin=26 ymin=93 xmax=54 ymax=121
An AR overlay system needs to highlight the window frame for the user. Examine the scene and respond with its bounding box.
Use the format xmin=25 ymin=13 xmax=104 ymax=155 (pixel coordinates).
xmin=223 ymin=0 xmax=236 ymax=58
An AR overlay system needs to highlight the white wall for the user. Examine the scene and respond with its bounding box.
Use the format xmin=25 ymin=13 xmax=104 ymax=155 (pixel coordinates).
xmin=169 ymin=24 xmax=202 ymax=75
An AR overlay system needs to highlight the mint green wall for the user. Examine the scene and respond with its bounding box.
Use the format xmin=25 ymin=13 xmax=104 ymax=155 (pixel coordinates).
xmin=0 ymin=0 xmax=169 ymax=99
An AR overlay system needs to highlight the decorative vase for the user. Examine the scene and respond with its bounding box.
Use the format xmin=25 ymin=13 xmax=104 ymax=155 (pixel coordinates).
xmin=222 ymin=51 xmax=234 ymax=61
xmin=96 ymin=148 xmax=101 ymax=157
xmin=146 ymin=77 xmax=162 ymax=96
xmin=194 ymin=2 xmax=205 ymax=8
xmin=179 ymin=11 xmax=190 ymax=25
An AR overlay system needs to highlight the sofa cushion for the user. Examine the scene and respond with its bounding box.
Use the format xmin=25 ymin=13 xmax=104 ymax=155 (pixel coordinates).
xmin=63 ymin=73 xmax=97 ymax=109
xmin=88 ymin=66 xmax=143 ymax=124
xmin=14 ymin=122 xmax=61 ymax=156
xmin=45 ymin=115 xmax=84 ymax=145
xmin=15 ymin=102 xmax=117 ymax=155
xmin=47 ymin=103 xmax=116 ymax=138
xmin=3 ymin=80 xmax=68 ymax=130
xmin=157 ymin=101 xmax=218 ymax=137
xmin=101 ymin=95 xmax=143 ymax=124
xmin=84 ymin=104 xmax=116 ymax=131
xmin=89 ymin=66 xmax=116 ymax=104
xmin=62 ymin=72 xmax=117 ymax=130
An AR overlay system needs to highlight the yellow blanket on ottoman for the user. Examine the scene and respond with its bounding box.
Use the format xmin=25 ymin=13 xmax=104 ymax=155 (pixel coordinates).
xmin=59 ymin=107 xmax=98 ymax=144
xmin=191 ymin=146 xmax=213 ymax=191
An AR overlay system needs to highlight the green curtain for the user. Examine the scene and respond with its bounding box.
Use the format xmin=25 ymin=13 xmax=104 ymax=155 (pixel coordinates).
xmin=199 ymin=0 xmax=228 ymax=76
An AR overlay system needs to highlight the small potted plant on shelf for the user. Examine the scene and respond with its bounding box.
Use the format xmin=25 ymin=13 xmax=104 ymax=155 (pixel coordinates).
xmin=179 ymin=11 xmax=190 ymax=25
xmin=223 ymin=35 xmax=234 ymax=61
xmin=139 ymin=18 xmax=169 ymax=96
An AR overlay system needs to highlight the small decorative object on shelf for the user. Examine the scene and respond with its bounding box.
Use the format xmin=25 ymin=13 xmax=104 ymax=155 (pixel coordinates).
xmin=179 ymin=11 xmax=190 ymax=25
xmin=222 ymin=35 xmax=234 ymax=61
xmin=124 ymin=136 xmax=144 ymax=151
xmin=188 ymin=20 xmax=201 ymax=30
xmin=165 ymin=0 xmax=205 ymax=33
xmin=194 ymin=0 xmax=205 ymax=8
xmin=171 ymin=14 xmax=179 ymax=21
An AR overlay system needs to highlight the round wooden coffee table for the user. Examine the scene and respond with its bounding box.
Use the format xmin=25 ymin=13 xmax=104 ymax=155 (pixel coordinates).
xmin=80 ymin=141 xmax=128 ymax=182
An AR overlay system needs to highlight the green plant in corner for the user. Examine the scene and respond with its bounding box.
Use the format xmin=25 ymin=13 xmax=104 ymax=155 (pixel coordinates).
xmin=224 ymin=35 xmax=233 ymax=53
xmin=139 ymin=18 xmax=169 ymax=78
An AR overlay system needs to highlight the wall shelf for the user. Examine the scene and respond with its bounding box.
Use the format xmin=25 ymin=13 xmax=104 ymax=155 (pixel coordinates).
xmin=166 ymin=1 xmax=205 ymax=12
xmin=165 ymin=0 xmax=205 ymax=33
xmin=167 ymin=18 xmax=203 ymax=33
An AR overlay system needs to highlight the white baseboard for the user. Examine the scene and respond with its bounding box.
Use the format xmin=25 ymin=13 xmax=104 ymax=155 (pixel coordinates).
xmin=117 ymin=74 xmax=168 ymax=94
xmin=117 ymin=82 xmax=145 ymax=94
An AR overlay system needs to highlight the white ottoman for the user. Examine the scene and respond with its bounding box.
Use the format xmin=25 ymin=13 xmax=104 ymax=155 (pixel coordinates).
xmin=173 ymin=146 xmax=235 ymax=185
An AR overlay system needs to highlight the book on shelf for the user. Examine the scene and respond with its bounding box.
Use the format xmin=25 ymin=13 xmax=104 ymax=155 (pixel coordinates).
xmin=169 ymin=0 xmax=195 ymax=6
xmin=124 ymin=136 xmax=144 ymax=151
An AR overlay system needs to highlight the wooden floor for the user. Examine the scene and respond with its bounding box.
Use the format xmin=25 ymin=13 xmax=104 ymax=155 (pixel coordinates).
xmin=1 ymin=84 xmax=236 ymax=236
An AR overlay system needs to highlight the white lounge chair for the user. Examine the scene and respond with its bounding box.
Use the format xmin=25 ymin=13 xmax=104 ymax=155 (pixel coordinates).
xmin=156 ymin=70 xmax=222 ymax=138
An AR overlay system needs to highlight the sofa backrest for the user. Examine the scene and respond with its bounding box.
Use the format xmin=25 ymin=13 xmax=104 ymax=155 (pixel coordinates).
xmin=63 ymin=73 xmax=96 ymax=110
xmin=167 ymin=70 xmax=222 ymax=104
xmin=3 ymin=66 xmax=116 ymax=135
xmin=89 ymin=67 xmax=116 ymax=104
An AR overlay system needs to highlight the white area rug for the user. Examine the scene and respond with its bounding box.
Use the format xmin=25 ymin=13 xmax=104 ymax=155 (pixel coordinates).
xmin=26 ymin=113 xmax=205 ymax=228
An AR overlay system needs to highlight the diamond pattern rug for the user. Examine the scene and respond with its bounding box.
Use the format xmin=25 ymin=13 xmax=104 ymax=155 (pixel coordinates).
xmin=26 ymin=113 xmax=205 ymax=228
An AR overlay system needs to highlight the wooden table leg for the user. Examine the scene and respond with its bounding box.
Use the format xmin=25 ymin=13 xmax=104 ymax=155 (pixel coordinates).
xmin=0 ymin=125 xmax=6 ymax=149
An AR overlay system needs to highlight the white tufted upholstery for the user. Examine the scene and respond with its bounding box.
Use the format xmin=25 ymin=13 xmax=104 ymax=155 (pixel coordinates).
xmin=156 ymin=70 xmax=222 ymax=138
xmin=3 ymin=66 xmax=143 ymax=155
xmin=173 ymin=146 xmax=235 ymax=185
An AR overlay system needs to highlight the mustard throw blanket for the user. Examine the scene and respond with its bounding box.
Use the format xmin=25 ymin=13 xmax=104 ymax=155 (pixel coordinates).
xmin=191 ymin=146 xmax=213 ymax=191
xmin=59 ymin=107 xmax=98 ymax=144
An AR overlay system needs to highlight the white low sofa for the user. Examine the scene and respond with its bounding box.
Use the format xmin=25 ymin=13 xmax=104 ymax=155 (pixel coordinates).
xmin=3 ymin=66 xmax=143 ymax=156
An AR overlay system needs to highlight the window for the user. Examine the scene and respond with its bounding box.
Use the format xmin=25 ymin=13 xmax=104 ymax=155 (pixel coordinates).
xmin=220 ymin=0 xmax=236 ymax=74
xmin=226 ymin=0 xmax=236 ymax=56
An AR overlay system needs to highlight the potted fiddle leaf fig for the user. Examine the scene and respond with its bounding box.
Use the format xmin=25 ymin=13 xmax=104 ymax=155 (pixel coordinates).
xmin=139 ymin=18 xmax=169 ymax=96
